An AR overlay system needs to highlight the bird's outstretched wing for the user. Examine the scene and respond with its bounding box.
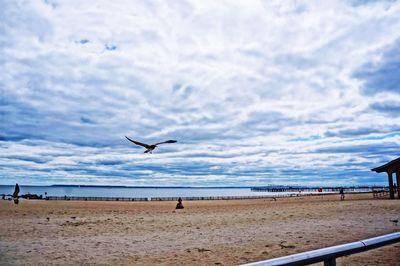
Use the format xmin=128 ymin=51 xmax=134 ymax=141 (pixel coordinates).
xmin=155 ymin=140 xmax=177 ymax=145
xmin=125 ymin=136 xmax=151 ymax=149
xmin=12 ymin=183 xmax=19 ymax=198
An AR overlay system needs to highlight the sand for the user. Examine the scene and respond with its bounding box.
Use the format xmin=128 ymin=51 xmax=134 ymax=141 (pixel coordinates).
xmin=0 ymin=193 xmax=399 ymax=266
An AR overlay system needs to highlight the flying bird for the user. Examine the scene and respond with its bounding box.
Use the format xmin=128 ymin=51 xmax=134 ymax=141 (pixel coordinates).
xmin=125 ymin=136 xmax=177 ymax=153
xmin=12 ymin=183 xmax=20 ymax=204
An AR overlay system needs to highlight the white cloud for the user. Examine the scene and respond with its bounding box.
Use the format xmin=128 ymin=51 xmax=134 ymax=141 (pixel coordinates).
xmin=1 ymin=0 xmax=400 ymax=185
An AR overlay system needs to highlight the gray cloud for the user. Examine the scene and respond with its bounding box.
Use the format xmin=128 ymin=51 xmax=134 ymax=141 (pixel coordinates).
xmin=370 ymin=101 xmax=400 ymax=115
xmin=355 ymin=39 xmax=400 ymax=95
xmin=314 ymin=142 xmax=400 ymax=156
xmin=325 ymin=125 xmax=400 ymax=138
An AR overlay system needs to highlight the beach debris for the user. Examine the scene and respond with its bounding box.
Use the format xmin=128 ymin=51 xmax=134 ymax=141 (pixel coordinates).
xmin=195 ymin=248 xmax=211 ymax=252
xmin=60 ymin=220 xmax=88 ymax=227
xmin=125 ymin=136 xmax=177 ymax=154
xmin=12 ymin=183 xmax=20 ymax=204
xmin=46 ymin=217 xmax=50 ymax=221
xmin=279 ymin=241 xmax=296 ymax=249
xmin=390 ymin=219 xmax=398 ymax=225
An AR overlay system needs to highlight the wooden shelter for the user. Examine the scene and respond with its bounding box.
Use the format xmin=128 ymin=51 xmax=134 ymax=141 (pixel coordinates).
xmin=371 ymin=157 xmax=400 ymax=199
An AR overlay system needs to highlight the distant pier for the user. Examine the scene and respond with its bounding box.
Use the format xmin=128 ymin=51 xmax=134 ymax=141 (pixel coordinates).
xmin=250 ymin=186 xmax=386 ymax=193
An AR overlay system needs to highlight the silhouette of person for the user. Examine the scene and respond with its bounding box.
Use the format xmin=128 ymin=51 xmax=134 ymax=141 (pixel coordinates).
xmin=12 ymin=183 xmax=20 ymax=204
xmin=340 ymin=188 xmax=345 ymax=201
xmin=176 ymin=197 xmax=184 ymax=209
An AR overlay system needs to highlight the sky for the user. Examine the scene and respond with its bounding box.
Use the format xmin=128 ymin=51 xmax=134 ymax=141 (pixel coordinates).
xmin=1 ymin=0 xmax=400 ymax=186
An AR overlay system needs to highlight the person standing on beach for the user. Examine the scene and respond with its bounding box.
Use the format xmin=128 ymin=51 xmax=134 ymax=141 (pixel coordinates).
xmin=12 ymin=183 xmax=20 ymax=204
xmin=340 ymin=188 xmax=345 ymax=201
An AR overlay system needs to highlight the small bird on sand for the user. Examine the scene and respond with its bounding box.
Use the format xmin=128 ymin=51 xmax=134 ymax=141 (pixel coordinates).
xmin=12 ymin=183 xmax=20 ymax=204
xmin=390 ymin=219 xmax=398 ymax=225
xmin=125 ymin=136 xmax=177 ymax=154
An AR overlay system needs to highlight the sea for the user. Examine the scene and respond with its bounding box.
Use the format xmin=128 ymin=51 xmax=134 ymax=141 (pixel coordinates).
xmin=0 ymin=185 xmax=280 ymax=198
xmin=0 ymin=185 xmax=375 ymax=199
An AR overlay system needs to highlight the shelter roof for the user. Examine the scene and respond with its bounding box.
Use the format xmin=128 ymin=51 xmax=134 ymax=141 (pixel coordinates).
xmin=371 ymin=157 xmax=400 ymax=173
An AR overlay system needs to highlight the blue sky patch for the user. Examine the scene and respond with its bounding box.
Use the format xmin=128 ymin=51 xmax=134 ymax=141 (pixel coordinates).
xmin=105 ymin=43 xmax=117 ymax=51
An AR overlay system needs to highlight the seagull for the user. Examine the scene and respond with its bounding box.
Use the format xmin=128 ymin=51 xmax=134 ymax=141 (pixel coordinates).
xmin=12 ymin=183 xmax=20 ymax=204
xmin=125 ymin=136 xmax=177 ymax=153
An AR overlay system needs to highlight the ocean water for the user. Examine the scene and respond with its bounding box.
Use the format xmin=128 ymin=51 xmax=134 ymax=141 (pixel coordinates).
xmin=0 ymin=185 xmax=279 ymax=198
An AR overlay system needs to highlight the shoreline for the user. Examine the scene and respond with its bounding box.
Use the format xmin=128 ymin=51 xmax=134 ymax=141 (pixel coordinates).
xmin=44 ymin=191 xmax=373 ymax=202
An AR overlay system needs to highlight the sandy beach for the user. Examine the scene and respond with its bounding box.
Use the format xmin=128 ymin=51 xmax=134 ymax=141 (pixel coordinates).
xmin=0 ymin=193 xmax=399 ymax=266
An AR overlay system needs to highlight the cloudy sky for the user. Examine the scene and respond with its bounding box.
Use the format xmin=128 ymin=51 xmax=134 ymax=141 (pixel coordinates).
xmin=1 ymin=0 xmax=399 ymax=186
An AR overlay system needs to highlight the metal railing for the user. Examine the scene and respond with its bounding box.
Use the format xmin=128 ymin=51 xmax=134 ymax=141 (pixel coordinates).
xmin=241 ymin=232 xmax=400 ymax=266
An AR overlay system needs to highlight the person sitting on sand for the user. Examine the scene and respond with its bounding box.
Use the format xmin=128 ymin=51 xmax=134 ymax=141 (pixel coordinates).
xmin=176 ymin=197 xmax=184 ymax=209
xmin=339 ymin=188 xmax=345 ymax=201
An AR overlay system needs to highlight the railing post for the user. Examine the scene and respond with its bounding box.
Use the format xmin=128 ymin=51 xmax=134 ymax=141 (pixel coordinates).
xmin=324 ymin=258 xmax=336 ymax=266
xmin=388 ymin=172 xmax=395 ymax=199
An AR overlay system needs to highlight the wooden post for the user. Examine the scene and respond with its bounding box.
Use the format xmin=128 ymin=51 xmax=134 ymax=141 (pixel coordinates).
xmin=388 ymin=172 xmax=394 ymax=199
xmin=396 ymin=171 xmax=400 ymax=199
xmin=324 ymin=258 xmax=336 ymax=266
